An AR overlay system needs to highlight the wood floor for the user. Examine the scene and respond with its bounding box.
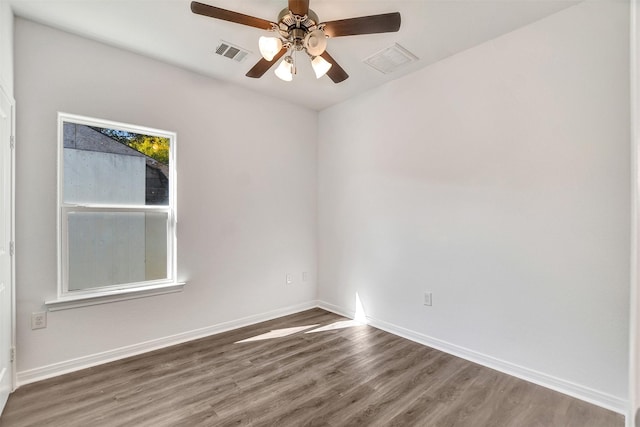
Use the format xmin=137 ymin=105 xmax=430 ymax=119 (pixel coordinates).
xmin=0 ymin=309 xmax=624 ymax=426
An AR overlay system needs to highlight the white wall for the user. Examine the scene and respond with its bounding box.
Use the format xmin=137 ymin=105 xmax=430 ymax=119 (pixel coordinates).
xmin=318 ymin=1 xmax=630 ymax=411
xmin=631 ymin=1 xmax=639 ymax=424
xmin=14 ymin=18 xmax=317 ymax=376
xmin=0 ymin=1 xmax=13 ymax=98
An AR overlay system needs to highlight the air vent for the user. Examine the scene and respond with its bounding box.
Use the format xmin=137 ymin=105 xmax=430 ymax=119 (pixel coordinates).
xmin=214 ymin=41 xmax=250 ymax=63
xmin=364 ymin=43 xmax=418 ymax=74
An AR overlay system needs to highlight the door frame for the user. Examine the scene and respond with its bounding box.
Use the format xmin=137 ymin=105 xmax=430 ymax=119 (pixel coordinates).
xmin=0 ymin=83 xmax=16 ymax=399
xmin=630 ymin=1 xmax=639 ymax=426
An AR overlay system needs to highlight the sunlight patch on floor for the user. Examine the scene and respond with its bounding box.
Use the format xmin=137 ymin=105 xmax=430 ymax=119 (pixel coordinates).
xmin=235 ymin=325 xmax=319 ymax=343
xmin=235 ymin=293 xmax=369 ymax=343
xmin=304 ymin=319 xmax=365 ymax=333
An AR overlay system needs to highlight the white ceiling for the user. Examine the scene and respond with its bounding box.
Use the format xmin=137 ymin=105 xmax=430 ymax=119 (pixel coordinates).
xmin=8 ymin=0 xmax=579 ymax=110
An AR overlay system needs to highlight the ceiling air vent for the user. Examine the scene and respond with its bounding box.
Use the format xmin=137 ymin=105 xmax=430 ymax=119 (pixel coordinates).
xmin=214 ymin=41 xmax=250 ymax=63
xmin=364 ymin=43 xmax=418 ymax=74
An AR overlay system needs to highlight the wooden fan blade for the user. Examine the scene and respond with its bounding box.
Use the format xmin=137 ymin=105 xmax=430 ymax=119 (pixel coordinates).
xmin=288 ymin=0 xmax=309 ymax=16
xmin=320 ymin=51 xmax=349 ymax=83
xmin=191 ymin=1 xmax=274 ymax=30
xmin=322 ymin=12 xmax=401 ymax=38
xmin=246 ymin=48 xmax=288 ymax=78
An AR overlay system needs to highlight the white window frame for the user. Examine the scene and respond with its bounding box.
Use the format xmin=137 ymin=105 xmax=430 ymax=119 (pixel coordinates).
xmin=46 ymin=113 xmax=183 ymax=311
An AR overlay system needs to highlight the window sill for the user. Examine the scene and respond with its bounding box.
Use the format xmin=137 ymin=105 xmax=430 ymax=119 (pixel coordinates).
xmin=45 ymin=281 xmax=185 ymax=311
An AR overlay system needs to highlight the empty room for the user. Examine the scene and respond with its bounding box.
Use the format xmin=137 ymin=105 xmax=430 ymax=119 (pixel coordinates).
xmin=0 ymin=0 xmax=638 ymax=425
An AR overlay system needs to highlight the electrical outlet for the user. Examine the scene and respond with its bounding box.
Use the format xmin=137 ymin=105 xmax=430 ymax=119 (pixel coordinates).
xmin=423 ymin=292 xmax=433 ymax=307
xmin=31 ymin=311 xmax=47 ymax=330
xmin=286 ymin=273 xmax=293 ymax=285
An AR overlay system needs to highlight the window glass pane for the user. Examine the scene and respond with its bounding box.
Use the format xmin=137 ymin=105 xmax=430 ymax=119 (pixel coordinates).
xmin=63 ymin=122 xmax=170 ymax=206
xmin=67 ymin=211 xmax=168 ymax=291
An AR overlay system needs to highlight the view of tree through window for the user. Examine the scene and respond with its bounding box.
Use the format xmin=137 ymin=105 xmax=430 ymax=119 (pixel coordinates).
xmin=92 ymin=127 xmax=170 ymax=165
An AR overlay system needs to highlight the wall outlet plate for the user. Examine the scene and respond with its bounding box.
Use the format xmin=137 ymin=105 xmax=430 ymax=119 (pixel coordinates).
xmin=31 ymin=311 xmax=47 ymax=330
xmin=424 ymin=292 xmax=433 ymax=306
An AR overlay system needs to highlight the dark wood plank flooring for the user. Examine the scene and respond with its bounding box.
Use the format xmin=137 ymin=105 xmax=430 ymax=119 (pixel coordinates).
xmin=0 ymin=308 xmax=624 ymax=426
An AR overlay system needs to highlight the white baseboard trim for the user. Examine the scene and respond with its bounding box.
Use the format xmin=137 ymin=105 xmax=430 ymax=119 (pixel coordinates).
xmin=317 ymin=300 xmax=356 ymax=319
xmin=16 ymin=300 xmax=318 ymax=387
xmin=317 ymin=300 xmax=628 ymax=415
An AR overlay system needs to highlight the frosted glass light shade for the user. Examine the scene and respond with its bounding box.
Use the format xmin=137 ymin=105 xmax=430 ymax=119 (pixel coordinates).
xmin=275 ymin=57 xmax=294 ymax=81
xmin=259 ymin=36 xmax=283 ymax=61
xmin=311 ymin=56 xmax=332 ymax=79
xmin=304 ymin=30 xmax=327 ymax=57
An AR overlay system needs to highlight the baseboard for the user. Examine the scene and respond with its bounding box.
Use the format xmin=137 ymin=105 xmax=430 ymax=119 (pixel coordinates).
xmin=317 ymin=300 xmax=628 ymax=415
xmin=317 ymin=300 xmax=357 ymax=319
xmin=16 ymin=300 xmax=318 ymax=387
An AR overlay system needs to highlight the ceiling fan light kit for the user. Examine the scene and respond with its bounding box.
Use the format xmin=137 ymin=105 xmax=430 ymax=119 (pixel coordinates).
xmin=304 ymin=30 xmax=327 ymax=57
xmin=191 ymin=0 xmax=401 ymax=83
xmin=258 ymin=36 xmax=283 ymax=61
xmin=311 ymin=55 xmax=332 ymax=79
xmin=275 ymin=55 xmax=295 ymax=81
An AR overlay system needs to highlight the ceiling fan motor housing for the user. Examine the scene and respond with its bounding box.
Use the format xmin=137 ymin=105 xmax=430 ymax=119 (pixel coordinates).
xmin=276 ymin=8 xmax=327 ymax=55
xmin=277 ymin=7 xmax=319 ymax=31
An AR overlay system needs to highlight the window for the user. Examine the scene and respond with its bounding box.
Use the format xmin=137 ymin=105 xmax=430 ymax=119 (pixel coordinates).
xmin=49 ymin=113 xmax=181 ymax=309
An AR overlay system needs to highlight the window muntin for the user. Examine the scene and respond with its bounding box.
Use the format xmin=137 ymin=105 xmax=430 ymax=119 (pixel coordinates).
xmin=58 ymin=113 xmax=177 ymax=297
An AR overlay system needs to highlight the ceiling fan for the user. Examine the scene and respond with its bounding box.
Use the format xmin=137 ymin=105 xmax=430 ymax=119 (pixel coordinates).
xmin=190 ymin=0 xmax=401 ymax=83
